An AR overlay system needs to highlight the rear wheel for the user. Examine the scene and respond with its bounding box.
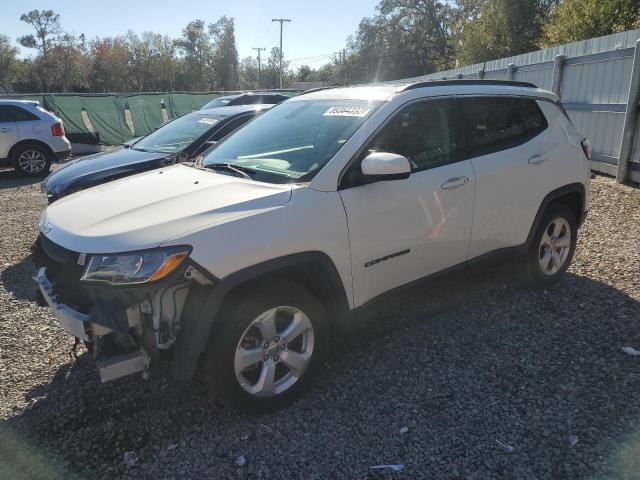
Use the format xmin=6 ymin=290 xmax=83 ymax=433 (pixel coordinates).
xmin=199 ymin=279 xmax=330 ymax=413
xmin=12 ymin=143 xmax=52 ymax=176
xmin=525 ymin=203 xmax=577 ymax=286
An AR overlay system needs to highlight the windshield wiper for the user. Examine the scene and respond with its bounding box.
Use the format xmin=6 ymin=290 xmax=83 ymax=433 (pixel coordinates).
xmin=205 ymin=162 xmax=255 ymax=179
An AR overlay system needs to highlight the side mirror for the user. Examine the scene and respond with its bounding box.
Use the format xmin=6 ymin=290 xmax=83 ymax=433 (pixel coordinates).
xmin=361 ymin=152 xmax=411 ymax=180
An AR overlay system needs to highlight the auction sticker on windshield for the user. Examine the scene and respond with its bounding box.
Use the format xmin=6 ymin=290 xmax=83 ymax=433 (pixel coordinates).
xmin=323 ymin=106 xmax=371 ymax=117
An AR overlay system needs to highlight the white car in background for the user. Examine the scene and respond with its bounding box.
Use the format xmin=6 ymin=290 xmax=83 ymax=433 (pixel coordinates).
xmin=34 ymin=80 xmax=590 ymax=412
xmin=0 ymin=99 xmax=71 ymax=176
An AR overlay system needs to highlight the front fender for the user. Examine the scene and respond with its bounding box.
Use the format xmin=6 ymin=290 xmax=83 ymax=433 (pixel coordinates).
xmin=171 ymin=251 xmax=348 ymax=380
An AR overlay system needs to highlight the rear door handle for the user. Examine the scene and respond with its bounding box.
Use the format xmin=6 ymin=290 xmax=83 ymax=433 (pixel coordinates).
xmin=528 ymin=154 xmax=547 ymax=165
xmin=441 ymin=176 xmax=469 ymax=189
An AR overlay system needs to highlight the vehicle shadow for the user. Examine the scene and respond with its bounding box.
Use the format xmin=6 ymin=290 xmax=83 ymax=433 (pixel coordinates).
xmin=0 ymin=168 xmax=44 ymax=189
xmin=2 ymin=270 xmax=640 ymax=479
xmin=1 ymin=254 xmax=38 ymax=302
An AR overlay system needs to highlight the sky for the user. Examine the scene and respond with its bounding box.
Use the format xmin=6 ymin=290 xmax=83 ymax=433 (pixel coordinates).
xmin=2 ymin=0 xmax=379 ymax=67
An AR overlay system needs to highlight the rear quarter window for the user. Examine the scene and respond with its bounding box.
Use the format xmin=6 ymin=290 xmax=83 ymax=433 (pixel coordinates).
xmin=10 ymin=106 xmax=40 ymax=121
xmin=461 ymin=97 xmax=548 ymax=158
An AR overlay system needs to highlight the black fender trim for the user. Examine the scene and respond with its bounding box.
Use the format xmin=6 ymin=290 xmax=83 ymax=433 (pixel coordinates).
xmin=524 ymin=182 xmax=586 ymax=248
xmin=171 ymin=251 xmax=348 ymax=380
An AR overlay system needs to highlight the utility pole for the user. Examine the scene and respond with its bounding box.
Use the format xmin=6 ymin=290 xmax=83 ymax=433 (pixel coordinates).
xmin=252 ymin=47 xmax=266 ymax=88
xmin=271 ymin=18 xmax=291 ymax=89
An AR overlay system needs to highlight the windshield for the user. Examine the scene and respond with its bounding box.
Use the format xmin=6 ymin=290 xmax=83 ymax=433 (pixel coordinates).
xmin=202 ymin=99 xmax=381 ymax=182
xmin=134 ymin=114 xmax=220 ymax=153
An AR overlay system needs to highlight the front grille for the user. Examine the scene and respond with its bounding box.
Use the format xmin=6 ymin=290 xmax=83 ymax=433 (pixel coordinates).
xmin=33 ymin=234 xmax=91 ymax=312
xmin=36 ymin=233 xmax=78 ymax=264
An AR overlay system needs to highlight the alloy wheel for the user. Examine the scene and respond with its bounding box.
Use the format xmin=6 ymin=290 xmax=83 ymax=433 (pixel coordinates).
xmin=538 ymin=217 xmax=572 ymax=275
xmin=18 ymin=149 xmax=47 ymax=174
xmin=234 ymin=306 xmax=315 ymax=397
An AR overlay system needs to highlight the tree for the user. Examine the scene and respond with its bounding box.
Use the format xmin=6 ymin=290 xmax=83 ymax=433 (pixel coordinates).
xmin=151 ymin=34 xmax=179 ymax=91
xmin=264 ymin=47 xmax=290 ymax=88
xmin=43 ymin=33 xmax=89 ymax=92
xmin=209 ymin=16 xmax=239 ymax=90
xmin=296 ymin=65 xmax=312 ymax=82
xmin=90 ymin=36 xmax=133 ymax=92
xmin=18 ymin=9 xmax=61 ymax=56
xmin=344 ymin=0 xmax=453 ymax=84
xmin=238 ymin=56 xmax=259 ymax=89
xmin=539 ymin=0 xmax=640 ymax=47
xmin=0 ymin=35 xmax=19 ymax=91
xmin=453 ymin=0 xmax=553 ymax=65
xmin=175 ymin=20 xmax=214 ymax=91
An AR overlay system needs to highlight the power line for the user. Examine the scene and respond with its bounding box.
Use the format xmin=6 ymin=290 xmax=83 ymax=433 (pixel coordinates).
xmin=271 ymin=18 xmax=291 ymax=89
xmin=288 ymin=52 xmax=339 ymax=63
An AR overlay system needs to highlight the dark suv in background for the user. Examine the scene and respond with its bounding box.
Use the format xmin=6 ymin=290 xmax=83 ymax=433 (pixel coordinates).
xmin=201 ymin=92 xmax=290 ymax=109
xmin=42 ymin=104 xmax=270 ymax=202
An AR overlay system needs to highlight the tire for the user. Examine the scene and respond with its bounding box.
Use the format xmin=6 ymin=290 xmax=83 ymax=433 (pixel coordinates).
xmin=199 ymin=279 xmax=330 ymax=413
xmin=525 ymin=203 xmax=577 ymax=287
xmin=12 ymin=143 xmax=52 ymax=177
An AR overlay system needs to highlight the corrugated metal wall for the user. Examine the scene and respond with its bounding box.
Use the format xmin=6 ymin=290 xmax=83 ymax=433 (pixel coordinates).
xmin=393 ymin=30 xmax=640 ymax=183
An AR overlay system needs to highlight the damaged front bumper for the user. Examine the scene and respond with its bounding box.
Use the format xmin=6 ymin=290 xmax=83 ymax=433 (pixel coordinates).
xmin=35 ymin=267 xmax=150 ymax=382
xmin=32 ymin=233 xmax=217 ymax=383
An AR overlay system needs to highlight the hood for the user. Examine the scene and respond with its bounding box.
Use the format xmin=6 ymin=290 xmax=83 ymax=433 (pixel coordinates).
xmin=43 ymin=148 xmax=170 ymax=197
xmin=42 ymin=164 xmax=292 ymax=253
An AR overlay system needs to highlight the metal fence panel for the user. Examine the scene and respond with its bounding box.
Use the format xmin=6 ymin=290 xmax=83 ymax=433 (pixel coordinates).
xmin=568 ymin=109 xmax=625 ymax=160
xmin=561 ymin=54 xmax=633 ymax=104
xmin=514 ymin=65 xmax=554 ymax=90
xmin=400 ymin=29 xmax=640 ymax=182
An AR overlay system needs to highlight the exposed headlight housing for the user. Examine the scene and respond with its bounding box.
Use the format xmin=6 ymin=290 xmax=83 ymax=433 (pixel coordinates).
xmin=81 ymin=246 xmax=191 ymax=285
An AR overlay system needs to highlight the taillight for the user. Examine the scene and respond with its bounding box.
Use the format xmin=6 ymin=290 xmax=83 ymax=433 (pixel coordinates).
xmin=581 ymin=139 xmax=590 ymax=160
xmin=51 ymin=123 xmax=64 ymax=137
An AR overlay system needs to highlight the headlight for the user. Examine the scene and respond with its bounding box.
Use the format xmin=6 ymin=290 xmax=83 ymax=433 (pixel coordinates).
xmin=81 ymin=246 xmax=191 ymax=285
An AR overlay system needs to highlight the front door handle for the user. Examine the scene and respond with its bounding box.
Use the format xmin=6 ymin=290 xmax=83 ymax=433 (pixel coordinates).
xmin=0 ymin=128 xmax=10 ymax=133
xmin=528 ymin=154 xmax=547 ymax=165
xmin=441 ymin=176 xmax=469 ymax=189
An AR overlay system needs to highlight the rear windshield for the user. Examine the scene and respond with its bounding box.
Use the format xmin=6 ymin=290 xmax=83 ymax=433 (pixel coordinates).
xmin=202 ymin=99 xmax=382 ymax=182
xmin=202 ymin=97 xmax=236 ymax=109
xmin=133 ymin=113 xmax=220 ymax=153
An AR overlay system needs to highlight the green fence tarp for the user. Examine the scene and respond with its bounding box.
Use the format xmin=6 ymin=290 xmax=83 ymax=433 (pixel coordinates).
xmin=42 ymin=95 xmax=91 ymax=137
xmin=168 ymin=93 xmax=220 ymax=118
xmin=1 ymin=90 xmax=302 ymax=144
xmin=119 ymin=94 xmax=167 ymax=138
xmin=41 ymin=95 xmax=131 ymax=145
xmin=81 ymin=96 xmax=131 ymax=144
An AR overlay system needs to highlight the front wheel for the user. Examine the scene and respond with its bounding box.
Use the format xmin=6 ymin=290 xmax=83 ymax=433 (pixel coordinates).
xmin=525 ymin=203 xmax=577 ymax=287
xmin=199 ymin=280 xmax=330 ymax=413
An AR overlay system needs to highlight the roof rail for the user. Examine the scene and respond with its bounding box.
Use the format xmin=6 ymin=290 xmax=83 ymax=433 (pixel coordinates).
xmin=397 ymin=79 xmax=537 ymax=92
xmin=300 ymin=86 xmax=340 ymax=95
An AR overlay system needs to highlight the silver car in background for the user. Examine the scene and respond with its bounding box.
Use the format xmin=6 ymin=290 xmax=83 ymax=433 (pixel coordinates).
xmin=0 ymin=99 xmax=71 ymax=176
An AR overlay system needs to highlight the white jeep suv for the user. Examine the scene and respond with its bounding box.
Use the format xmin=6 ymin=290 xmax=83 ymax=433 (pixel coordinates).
xmin=0 ymin=100 xmax=71 ymax=176
xmin=34 ymin=80 xmax=590 ymax=412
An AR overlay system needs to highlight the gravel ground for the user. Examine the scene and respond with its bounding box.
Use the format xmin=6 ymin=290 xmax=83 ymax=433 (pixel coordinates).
xmin=1 ymin=170 xmax=639 ymax=479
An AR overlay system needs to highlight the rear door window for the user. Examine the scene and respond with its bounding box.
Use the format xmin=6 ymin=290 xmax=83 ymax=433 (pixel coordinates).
xmin=461 ymin=97 xmax=547 ymax=157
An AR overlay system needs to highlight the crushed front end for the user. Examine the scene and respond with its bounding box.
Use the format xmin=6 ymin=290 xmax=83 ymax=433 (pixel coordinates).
xmin=32 ymin=234 xmax=213 ymax=383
